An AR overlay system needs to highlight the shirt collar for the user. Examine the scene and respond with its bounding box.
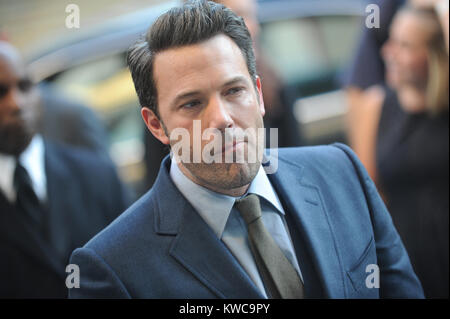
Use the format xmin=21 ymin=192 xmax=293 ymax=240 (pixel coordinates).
xmin=0 ymin=135 xmax=46 ymax=202
xmin=169 ymin=157 xmax=284 ymax=239
xmin=0 ymin=151 xmax=16 ymax=202
xmin=248 ymin=165 xmax=285 ymax=215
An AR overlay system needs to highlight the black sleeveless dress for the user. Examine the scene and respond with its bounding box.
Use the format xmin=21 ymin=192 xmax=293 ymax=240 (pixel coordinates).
xmin=376 ymin=88 xmax=449 ymax=298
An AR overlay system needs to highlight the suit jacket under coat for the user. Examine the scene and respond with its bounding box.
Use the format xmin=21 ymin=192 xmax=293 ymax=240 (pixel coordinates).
xmin=69 ymin=143 xmax=424 ymax=298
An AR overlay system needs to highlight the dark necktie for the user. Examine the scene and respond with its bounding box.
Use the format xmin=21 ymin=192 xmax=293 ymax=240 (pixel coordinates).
xmin=13 ymin=162 xmax=43 ymax=227
xmin=234 ymin=194 xmax=304 ymax=299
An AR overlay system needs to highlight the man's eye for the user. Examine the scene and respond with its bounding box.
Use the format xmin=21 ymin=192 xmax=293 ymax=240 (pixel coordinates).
xmin=226 ymin=87 xmax=244 ymax=96
xmin=181 ymin=100 xmax=201 ymax=109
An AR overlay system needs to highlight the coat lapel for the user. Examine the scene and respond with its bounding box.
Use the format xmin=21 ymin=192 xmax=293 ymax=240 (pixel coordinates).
xmin=170 ymin=204 xmax=264 ymax=299
xmin=266 ymin=155 xmax=346 ymax=298
xmin=153 ymin=157 xmax=263 ymax=299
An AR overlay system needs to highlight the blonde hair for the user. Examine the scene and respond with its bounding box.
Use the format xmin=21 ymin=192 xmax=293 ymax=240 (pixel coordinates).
xmin=405 ymin=6 xmax=449 ymax=114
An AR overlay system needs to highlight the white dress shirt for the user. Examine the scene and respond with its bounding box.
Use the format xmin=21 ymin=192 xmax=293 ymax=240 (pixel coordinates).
xmin=169 ymin=157 xmax=303 ymax=298
xmin=0 ymin=135 xmax=47 ymax=203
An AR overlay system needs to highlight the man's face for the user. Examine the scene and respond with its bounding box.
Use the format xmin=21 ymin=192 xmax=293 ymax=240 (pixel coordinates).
xmin=143 ymin=34 xmax=265 ymax=196
xmin=0 ymin=48 xmax=39 ymax=156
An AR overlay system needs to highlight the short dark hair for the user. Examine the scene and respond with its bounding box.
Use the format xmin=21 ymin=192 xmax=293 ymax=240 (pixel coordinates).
xmin=127 ymin=0 xmax=257 ymax=117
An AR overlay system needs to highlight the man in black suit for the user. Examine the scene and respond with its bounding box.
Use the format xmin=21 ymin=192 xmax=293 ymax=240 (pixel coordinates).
xmin=0 ymin=41 xmax=131 ymax=298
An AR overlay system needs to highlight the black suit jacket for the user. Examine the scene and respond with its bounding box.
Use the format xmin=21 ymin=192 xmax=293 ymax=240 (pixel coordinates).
xmin=0 ymin=140 xmax=130 ymax=298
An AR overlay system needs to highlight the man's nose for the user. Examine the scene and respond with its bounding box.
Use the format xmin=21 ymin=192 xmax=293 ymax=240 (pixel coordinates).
xmin=205 ymin=95 xmax=234 ymax=130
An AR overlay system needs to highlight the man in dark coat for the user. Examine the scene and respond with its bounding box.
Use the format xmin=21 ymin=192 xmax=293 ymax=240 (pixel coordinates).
xmin=0 ymin=41 xmax=131 ymax=298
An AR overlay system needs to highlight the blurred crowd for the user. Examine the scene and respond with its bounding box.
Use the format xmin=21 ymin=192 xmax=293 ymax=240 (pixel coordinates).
xmin=0 ymin=0 xmax=448 ymax=298
xmin=343 ymin=0 xmax=448 ymax=298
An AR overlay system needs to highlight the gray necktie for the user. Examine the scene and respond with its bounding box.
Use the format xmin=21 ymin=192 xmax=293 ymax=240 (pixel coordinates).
xmin=235 ymin=194 xmax=304 ymax=299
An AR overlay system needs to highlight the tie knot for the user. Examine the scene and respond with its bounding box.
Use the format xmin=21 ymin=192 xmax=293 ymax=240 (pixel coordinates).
xmin=234 ymin=194 xmax=262 ymax=225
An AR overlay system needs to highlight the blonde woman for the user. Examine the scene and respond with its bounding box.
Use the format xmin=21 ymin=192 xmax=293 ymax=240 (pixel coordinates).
xmin=354 ymin=5 xmax=448 ymax=298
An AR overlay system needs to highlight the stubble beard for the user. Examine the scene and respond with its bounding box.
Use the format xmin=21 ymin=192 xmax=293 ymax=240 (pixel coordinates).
xmin=163 ymin=114 xmax=264 ymax=194
xmin=182 ymin=157 xmax=261 ymax=192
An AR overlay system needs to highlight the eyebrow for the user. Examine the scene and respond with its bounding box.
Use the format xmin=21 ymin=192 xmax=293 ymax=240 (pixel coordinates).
xmin=222 ymin=75 xmax=248 ymax=87
xmin=170 ymin=75 xmax=250 ymax=109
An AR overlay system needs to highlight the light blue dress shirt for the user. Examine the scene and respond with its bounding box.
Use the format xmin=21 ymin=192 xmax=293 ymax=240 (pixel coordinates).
xmin=169 ymin=158 xmax=303 ymax=298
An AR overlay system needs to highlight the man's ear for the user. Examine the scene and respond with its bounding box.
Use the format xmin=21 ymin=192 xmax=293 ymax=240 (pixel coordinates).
xmin=141 ymin=107 xmax=170 ymax=145
xmin=255 ymin=76 xmax=265 ymax=117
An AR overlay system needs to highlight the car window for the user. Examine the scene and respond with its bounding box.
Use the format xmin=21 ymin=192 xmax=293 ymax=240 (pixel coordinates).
xmin=260 ymin=14 xmax=363 ymax=93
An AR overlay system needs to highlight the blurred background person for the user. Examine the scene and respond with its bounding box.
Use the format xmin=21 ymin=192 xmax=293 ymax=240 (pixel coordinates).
xmin=344 ymin=0 xmax=448 ymax=180
xmin=0 ymin=41 xmax=131 ymax=298
xmin=342 ymin=0 xmax=406 ymax=178
xmin=378 ymin=4 xmax=448 ymax=298
xmin=346 ymin=4 xmax=448 ymax=298
xmin=0 ymin=30 xmax=110 ymax=157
